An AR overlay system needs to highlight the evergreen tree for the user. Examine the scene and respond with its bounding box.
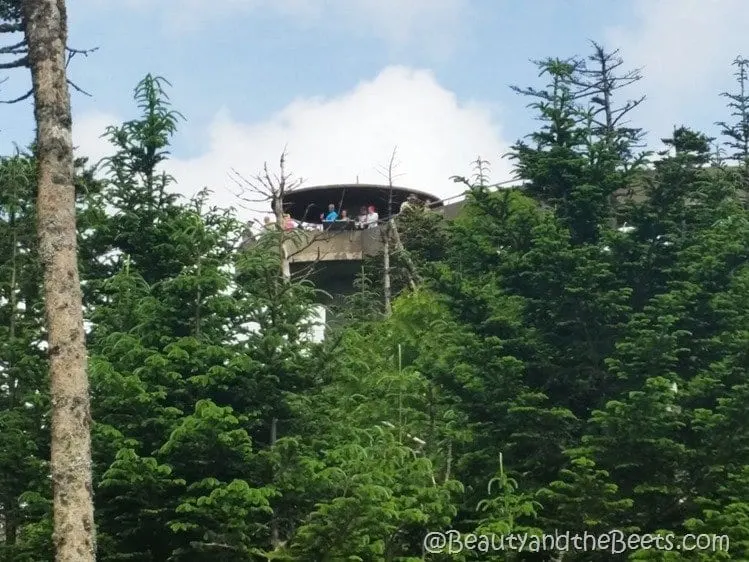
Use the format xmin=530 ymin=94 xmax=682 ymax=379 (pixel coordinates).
xmin=716 ymin=56 xmax=749 ymax=191
xmin=510 ymin=58 xmax=599 ymax=243
xmin=570 ymin=42 xmax=645 ymax=155
xmin=4 ymin=43 xmax=749 ymax=562
xmin=0 ymin=154 xmax=50 ymax=559
xmin=0 ymin=148 xmax=108 ymax=560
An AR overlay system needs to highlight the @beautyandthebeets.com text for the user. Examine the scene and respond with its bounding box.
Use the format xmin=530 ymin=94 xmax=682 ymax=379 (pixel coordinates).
xmin=423 ymin=529 xmax=730 ymax=555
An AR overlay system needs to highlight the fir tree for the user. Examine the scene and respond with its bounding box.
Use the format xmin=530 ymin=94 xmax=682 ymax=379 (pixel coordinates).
xmin=716 ymin=56 xmax=749 ymax=190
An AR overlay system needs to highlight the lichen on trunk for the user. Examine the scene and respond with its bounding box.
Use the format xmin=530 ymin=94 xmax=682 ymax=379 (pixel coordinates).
xmin=22 ymin=0 xmax=96 ymax=560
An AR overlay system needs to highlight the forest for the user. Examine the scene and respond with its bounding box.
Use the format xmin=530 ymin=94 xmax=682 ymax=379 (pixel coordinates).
xmin=1 ymin=14 xmax=749 ymax=561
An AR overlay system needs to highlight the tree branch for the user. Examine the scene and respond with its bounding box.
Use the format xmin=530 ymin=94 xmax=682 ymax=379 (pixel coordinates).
xmin=0 ymin=87 xmax=31 ymax=104
xmin=65 ymin=46 xmax=98 ymax=69
xmin=0 ymin=56 xmax=27 ymax=69
xmin=0 ymin=40 xmax=26 ymax=55
xmin=67 ymin=78 xmax=92 ymax=97
xmin=0 ymin=23 xmax=22 ymax=33
xmin=189 ymin=541 xmax=239 ymax=551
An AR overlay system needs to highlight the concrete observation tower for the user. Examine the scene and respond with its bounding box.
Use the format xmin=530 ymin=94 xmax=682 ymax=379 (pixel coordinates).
xmin=280 ymin=183 xmax=443 ymax=302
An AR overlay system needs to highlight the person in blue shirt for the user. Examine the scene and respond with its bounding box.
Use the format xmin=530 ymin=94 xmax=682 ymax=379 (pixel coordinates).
xmin=321 ymin=203 xmax=338 ymax=222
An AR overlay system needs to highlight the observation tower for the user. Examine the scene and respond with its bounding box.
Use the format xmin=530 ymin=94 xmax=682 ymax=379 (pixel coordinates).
xmin=279 ymin=183 xmax=442 ymax=301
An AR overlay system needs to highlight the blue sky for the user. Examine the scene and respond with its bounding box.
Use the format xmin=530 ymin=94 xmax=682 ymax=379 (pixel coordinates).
xmin=2 ymin=0 xmax=747 ymax=217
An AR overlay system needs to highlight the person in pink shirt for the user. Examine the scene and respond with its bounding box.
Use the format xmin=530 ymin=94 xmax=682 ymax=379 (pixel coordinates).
xmin=283 ymin=213 xmax=296 ymax=231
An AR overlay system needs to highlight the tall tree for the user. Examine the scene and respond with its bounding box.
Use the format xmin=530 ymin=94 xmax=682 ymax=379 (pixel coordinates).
xmin=716 ymin=56 xmax=749 ymax=192
xmin=22 ymin=0 xmax=95 ymax=560
xmin=570 ymin=42 xmax=648 ymax=222
xmin=231 ymin=150 xmax=305 ymax=283
xmin=571 ymin=42 xmax=645 ymax=156
xmin=509 ymin=58 xmax=603 ymax=243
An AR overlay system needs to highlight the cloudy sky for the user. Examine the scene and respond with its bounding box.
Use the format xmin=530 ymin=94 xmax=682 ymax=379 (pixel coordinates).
xmin=1 ymin=0 xmax=747 ymax=218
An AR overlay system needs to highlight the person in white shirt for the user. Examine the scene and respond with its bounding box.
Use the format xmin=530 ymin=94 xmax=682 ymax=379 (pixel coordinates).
xmin=366 ymin=205 xmax=379 ymax=228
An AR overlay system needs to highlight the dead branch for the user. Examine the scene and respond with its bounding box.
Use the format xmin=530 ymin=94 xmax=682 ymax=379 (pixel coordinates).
xmin=0 ymin=40 xmax=26 ymax=55
xmin=0 ymin=56 xmax=27 ymax=69
xmin=0 ymin=19 xmax=98 ymax=102
xmin=376 ymin=146 xmax=423 ymax=302
xmin=229 ymin=148 xmax=306 ymax=281
xmin=0 ymin=85 xmax=30 ymax=104
xmin=188 ymin=541 xmax=239 ymax=551
xmin=231 ymin=148 xmax=357 ymax=290
xmin=67 ymin=78 xmax=91 ymax=97
xmin=376 ymin=147 xmax=404 ymax=314
xmin=65 ymin=46 xmax=98 ymax=67
xmin=0 ymin=23 xmax=23 ymax=33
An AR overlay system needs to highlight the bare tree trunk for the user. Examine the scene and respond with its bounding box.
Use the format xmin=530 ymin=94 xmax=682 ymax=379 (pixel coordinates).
xmin=383 ymin=225 xmax=392 ymax=315
xmin=379 ymin=146 xmax=400 ymax=316
xmin=390 ymin=219 xmax=420 ymax=289
xmin=270 ymin=196 xmax=284 ymax=544
xmin=273 ymin=195 xmax=291 ymax=281
xmin=443 ymin=440 xmax=452 ymax=483
xmin=194 ymin=254 xmax=202 ymax=337
xmin=22 ymin=1 xmax=96 ymax=560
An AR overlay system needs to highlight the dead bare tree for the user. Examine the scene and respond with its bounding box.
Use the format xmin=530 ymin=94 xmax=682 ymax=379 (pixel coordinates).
xmin=569 ymin=42 xmax=647 ymax=218
xmin=0 ymin=3 xmax=98 ymax=559
xmin=229 ymin=149 xmax=339 ymax=282
xmin=375 ymin=147 xmax=405 ymax=315
xmin=570 ymin=42 xmax=645 ymax=145
xmin=375 ymin=147 xmax=425 ymax=315
xmin=230 ymin=150 xmax=302 ymax=281
xmin=21 ymin=0 xmax=95 ymax=560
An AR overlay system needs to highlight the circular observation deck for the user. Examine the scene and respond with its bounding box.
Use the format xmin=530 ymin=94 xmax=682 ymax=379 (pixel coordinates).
xmin=278 ymin=183 xmax=442 ymax=224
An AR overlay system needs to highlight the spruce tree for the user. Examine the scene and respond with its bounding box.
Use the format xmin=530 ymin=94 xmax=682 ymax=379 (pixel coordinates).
xmin=716 ymin=56 xmax=749 ymax=192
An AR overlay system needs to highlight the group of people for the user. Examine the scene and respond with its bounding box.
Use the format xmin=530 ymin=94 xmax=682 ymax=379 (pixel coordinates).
xmin=258 ymin=195 xmax=426 ymax=234
xmin=320 ymin=204 xmax=379 ymax=229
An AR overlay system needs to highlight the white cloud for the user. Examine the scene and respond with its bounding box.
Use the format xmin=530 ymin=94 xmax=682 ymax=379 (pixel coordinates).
xmin=73 ymin=65 xmax=510 ymax=221
xmin=606 ymin=0 xmax=749 ymax=140
xmin=73 ymin=110 xmax=115 ymax=165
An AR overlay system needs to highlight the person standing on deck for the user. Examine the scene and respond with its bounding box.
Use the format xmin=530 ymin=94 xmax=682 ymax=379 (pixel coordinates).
xmin=321 ymin=203 xmax=338 ymax=222
xmin=366 ymin=205 xmax=379 ymax=228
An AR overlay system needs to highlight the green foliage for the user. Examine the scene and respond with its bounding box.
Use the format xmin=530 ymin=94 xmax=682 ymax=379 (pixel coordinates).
xmin=0 ymin=149 xmax=106 ymax=560
xmin=5 ymin=50 xmax=749 ymax=562
xmin=475 ymin=454 xmax=541 ymax=536
xmin=289 ymin=430 xmax=457 ymax=560
xmin=716 ymin=56 xmax=749 ymax=181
